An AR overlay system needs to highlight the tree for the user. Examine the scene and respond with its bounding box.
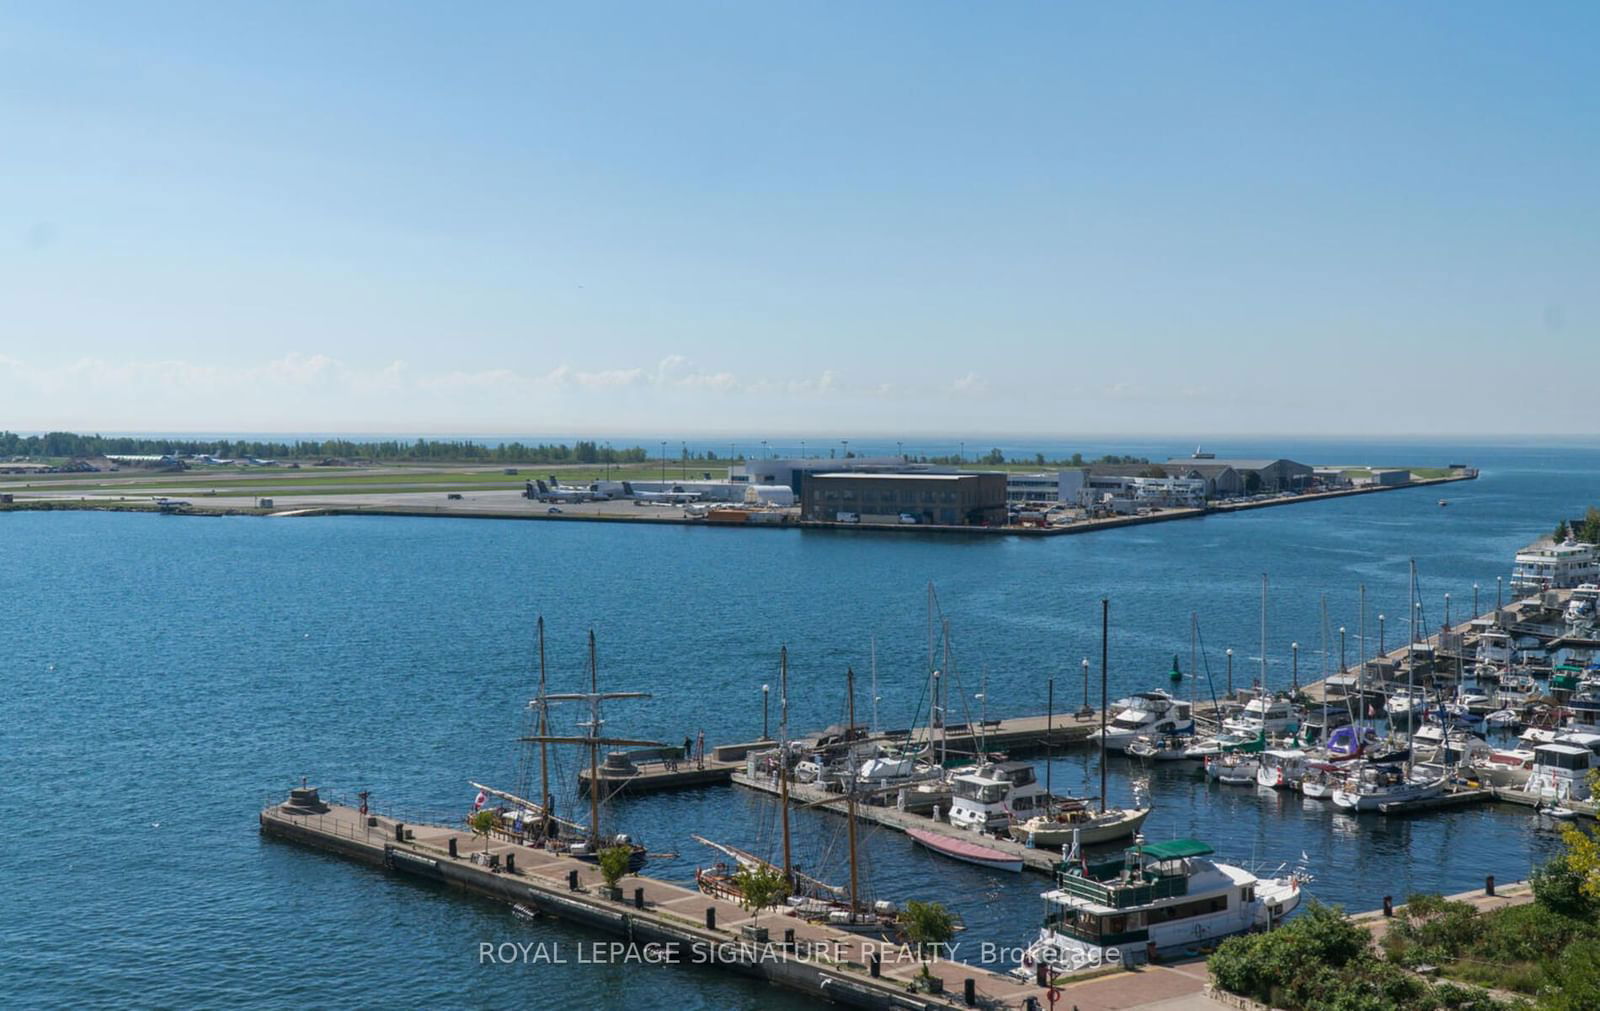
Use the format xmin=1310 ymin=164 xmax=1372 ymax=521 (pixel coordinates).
xmin=598 ymin=844 xmax=634 ymax=893
xmin=1558 ymin=824 xmax=1600 ymax=905
xmin=1555 ymin=520 xmax=1571 ymax=542
xmin=1581 ymin=507 xmax=1600 ymax=547
xmin=1541 ymin=937 xmax=1600 ymax=1011
xmin=730 ymin=862 xmax=790 ymax=928
xmin=901 ymin=899 xmax=958 ymax=980
xmin=468 ymin=809 xmax=496 ymax=854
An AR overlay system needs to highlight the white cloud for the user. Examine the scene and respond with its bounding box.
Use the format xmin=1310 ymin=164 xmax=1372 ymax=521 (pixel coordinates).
xmin=951 ymin=372 xmax=988 ymax=395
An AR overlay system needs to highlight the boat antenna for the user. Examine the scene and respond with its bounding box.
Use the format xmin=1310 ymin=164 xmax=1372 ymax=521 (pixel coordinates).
xmin=1100 ymin=597 xmax=1109 ymax=815
xmin=780 ymin=645 xmax=792 ymax=885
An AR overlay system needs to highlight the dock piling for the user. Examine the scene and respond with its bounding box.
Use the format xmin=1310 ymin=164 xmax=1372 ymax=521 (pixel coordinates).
xmin=1383 ymin=895 xmax=1393 ymax=917
xmin=448 ymin=837 xmax=457 ymax=858
xmin=633 ymin=887 xmax=644 ymax=909
xmin=567 ymin=869 xmax=578 ymax=891
xmin=1486 ymin=875 xmax=1495 ymax=897
xmin=964 ymin=977 xmax=976 ymax=1006
xmin=705 ymin=907 xmax=716 ymax=930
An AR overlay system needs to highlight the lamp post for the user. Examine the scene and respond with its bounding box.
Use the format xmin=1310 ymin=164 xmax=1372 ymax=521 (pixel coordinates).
xmin=1225 ymin=648 xmax=1233 ymax=697
xmin=1473 ymin=583 xmax=1479 ymax=617
xmin=1444 ymin=592 xmax=1451 ymax=632
xmin=1379 ymin=614 xmax=1386 ymax=659
xmin=1339 ymin=627 xmax=1347 ymax=673
xmin=841 ymin=439 xmax=849 ymax=460
xmin=762 ymin=684 xmax=770 ymax=740
xmin=897 ymin=440 xmax=904 ymax=460
xmin=660 ymin=441 xmax=666 ymax=485
xmin=1078 ymin=658 xmax=1093 ymax=717
xmin=1496 ymin=576 xmax=1502 ymax=609
xmin=1291 ymin=642 xmax=1299 ymax=692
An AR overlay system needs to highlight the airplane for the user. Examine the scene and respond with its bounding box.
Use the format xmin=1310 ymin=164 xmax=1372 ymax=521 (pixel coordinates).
xmin=624 ymin=481 xmax=703 ymax=504
xmin=526 ymin=478 xmax=591 ymax=503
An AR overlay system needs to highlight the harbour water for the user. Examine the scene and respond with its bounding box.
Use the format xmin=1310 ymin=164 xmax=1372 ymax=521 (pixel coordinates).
xmin=4 ymin=439 xmax=1594 ymax=1008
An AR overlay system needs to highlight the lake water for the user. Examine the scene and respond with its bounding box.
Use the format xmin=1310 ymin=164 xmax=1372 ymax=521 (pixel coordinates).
xmin=4 ymin=440 xmax=1593 ymax=1008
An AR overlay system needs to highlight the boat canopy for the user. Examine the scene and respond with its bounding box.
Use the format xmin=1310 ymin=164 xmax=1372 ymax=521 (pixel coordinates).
xmin=1142 ymin=838 xmax=1214 ymax=860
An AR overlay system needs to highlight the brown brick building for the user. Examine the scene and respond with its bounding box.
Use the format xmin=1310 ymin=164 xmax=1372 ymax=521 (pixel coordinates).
xmin=801 ymin=472 xmax=1008 ymax=526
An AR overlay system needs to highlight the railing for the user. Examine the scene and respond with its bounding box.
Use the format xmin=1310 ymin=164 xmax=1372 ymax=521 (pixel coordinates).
xmin=1057 ymin=872 xmax=1189 ymax=909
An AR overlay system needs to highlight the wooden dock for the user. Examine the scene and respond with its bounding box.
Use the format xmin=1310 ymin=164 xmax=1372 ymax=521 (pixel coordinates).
xmin=259 ymin=786 xmax=1058 ymax=1009
xmin=731 ymin=770 xmax=1068 ymax=875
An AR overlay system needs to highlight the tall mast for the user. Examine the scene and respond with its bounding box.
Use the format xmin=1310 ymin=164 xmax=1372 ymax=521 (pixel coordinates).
xmin=870 ymin=635 xmax=879 ymax=734
xmin=1260 ymin=574 xmax=1269 ymax=697
xmin=538 ymin=615 xmax=550 ymax=828
xmin=779 ymin=645 xmax=792 ymax=885
xmin=588 ymin=629 xmax=600 ymax=842
xmin=1406 ymin=560 xmax=1416 ymax=774
xmin=1190 ymin=611 xmax=1197 ymax=709
xmin=1099 ymin=598 xmax=1108 ymax=815
xmin=940 ymin=619 xmax=952 ymax=767
xmin=845 ymin=664 xmax=860 ymax=920
xmin=1358 ymin=584 xmax=1367 ymax=734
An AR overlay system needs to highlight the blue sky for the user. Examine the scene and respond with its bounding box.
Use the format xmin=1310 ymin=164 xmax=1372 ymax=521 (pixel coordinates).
xmin=2 ymin=2 xmax=1595 ymax=436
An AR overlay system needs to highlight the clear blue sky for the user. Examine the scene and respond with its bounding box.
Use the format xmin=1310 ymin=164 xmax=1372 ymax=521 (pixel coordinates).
xmin=3 ymin=2 xmax=1595 ymax=436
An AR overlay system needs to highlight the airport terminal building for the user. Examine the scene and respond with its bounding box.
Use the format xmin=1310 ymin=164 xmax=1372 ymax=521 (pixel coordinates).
xmin=801 ymin=472 xmax=1007 ymax=526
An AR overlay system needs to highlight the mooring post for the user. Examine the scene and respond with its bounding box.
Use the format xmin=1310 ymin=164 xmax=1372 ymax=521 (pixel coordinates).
xmin=394 ymin=822 xmax=405 ymax=842
xmin=567 ymin=869 xmax=578 ymax=891
xmin=784 ymin=927 xmax=795 ymax=947
xmin=634 ymin=887 xmax=644 ymax=909
xmin=447 ymin=837 xmax=457 ymax=858
xmin=964 ymin=977 xmax=976 ymax=1006
xmin=1036 ymin=961 xmax=1048 ymax=987
xmin=505 ymin=852 xmax=515 ymax=873
xmin=1485 ymin=875 xmax=1495 ymax=896
xmin=869 ymin=954 xmax=880 ymax=978
xmin=705 ymin=907 xmax=716 ymax=930
xmin=1383 ymin=895 xmax=1393 ymax=917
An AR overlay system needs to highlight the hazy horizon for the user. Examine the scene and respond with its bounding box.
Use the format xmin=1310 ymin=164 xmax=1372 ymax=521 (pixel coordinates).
xmin=5 ymin=3 xmax=1596 ymax=435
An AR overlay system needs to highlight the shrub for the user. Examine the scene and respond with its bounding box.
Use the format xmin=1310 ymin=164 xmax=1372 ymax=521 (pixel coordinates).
xmin=1539 ymin=937 xmax=1600 ymax=1011
xmin=597 ymin=844 xmax=633 ymax=889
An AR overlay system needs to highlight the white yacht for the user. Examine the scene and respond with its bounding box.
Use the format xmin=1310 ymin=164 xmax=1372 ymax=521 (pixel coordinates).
xmin=1495 ymin=675 xmax=1539 ymax=710
xmin=1511 ymin=539 xmax=1600 ymax=593
xmin=1474 ymin=630 xmax=1513 ymax=674
xmin=1475 ymin=746 xmax=1537 ymax=788
xmin=1089 ymin=692 xmax=1194 ymax=753
xmin=857 ymin=745 xmax=939 ymax=788
xmin=1526 ymin=741 xmax=1597 ymax=803
xmin=1220 ymin=695 xmax=1297 ymax=738
xmin=1330 ymin=762 xmax=1446 ymax=811
xmin=1014 ymin=836 xmax=1302 ymax=976
xmin=1566 ymin=584 xmax=1600 ymax=629
xmin=1207 ymin=751 xmax=1261 ymax=785
xmin=1384 ymin=689 xmax=1429 ymax=720
xmin=1255 ymin=749 xmax=1311 ymax=789
xmin=948 ymin=761 xmax=1048 ymax=832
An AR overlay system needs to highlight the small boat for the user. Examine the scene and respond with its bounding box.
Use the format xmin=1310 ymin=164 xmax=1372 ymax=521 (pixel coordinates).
xmin=1438 ymin=499 xmax=1448 ymax=507
xmin=1485 ymin=709 xmax=1521 ymax=728
xmin=1008 ymin=799 xmax=1150 ymax=848
xmin=1256 ymin=749 xmax=1310 ymax=789
xmin=1126 ymin=732 xmax=1193 ymax=761
xmin=1299 ymin=762 xmax=1341 ymax=799
xmin=906 ymin=826 xmax=1023 ymax=873
xmin=512 ymin=903 xmax=541 ymax=921
xmin=1540 ymin=805 xmax=1579 ymax=821
xmin=1208 ymin=751 xmax=1261 ymax=785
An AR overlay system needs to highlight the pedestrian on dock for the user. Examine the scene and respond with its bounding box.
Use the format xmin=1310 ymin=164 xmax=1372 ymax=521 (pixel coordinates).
xmin=696 ymin=730 xmax=705 ymax=769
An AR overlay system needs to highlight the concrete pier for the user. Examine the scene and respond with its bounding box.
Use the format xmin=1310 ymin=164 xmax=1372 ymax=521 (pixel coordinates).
xmin=260 ymin=788 xmax=1057 ymax=1009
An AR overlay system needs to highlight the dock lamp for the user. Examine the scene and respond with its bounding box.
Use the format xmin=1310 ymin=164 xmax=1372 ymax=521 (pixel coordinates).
xmin=1291 ymin=642 xmax=1299 ymax=691
xmin=1225 ymin=649 xmax=1233 ymax=697
xmin=1497 ymin=576 xmax=1503 ymax=609
xmin=1444 ymin=593 xmax=1451 ymax=632
xmin=1078 ymin=658 xmax=1094 ymax=717
xmin=1474 ymin=583 xmax=1480 ymax=617
xmin=762 ymin=684 xmax=770 ymax=740
xmin=1378 ymin=614 xmax=1386 ymax=658
xmin=1339 ymin=627 xmax=1347 ymax=673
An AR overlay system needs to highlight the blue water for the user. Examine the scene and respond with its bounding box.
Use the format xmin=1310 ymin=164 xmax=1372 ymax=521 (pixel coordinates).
xmin=3 ymin=441 xmax=1593 ymax=1008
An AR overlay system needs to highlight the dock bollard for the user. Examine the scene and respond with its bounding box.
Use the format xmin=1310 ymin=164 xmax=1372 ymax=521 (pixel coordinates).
xmin=784 ymin=928 xmax=794 ymax=947
xmin=964 ymin=977 xmax=976 ymax=1007
xmin=634 ymin=887 xmax=644 ymax=909
xmin=869 ymin=954 xmax=880 ymax=978
xmin=505 ymin=853 xmax=515 ymax=873
xmin=448 ymin=838 xmax=457 ymax=858
xmin=1383 ymin=895 xmax=1393 ymax=917
xmin=1036 ymin=961 xmax=1048 ymax=987
xmin=1486 ymin=875 xmax=1495 ymax=896
xmin=705 ymin=908 xmax=716 ymax=930
xmin=394 ymin=822 xmax=405 ymax=842
xmin=567 ymin=870 xmax=578 ymax=891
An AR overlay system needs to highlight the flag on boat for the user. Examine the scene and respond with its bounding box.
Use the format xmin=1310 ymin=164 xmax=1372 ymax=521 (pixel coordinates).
xmin=473 ymin=791 xmax=487 ymax=810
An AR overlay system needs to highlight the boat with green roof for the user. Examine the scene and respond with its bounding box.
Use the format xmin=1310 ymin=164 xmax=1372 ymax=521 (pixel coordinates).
xmin=1013 ymin=834 xmax=1304 ymax=977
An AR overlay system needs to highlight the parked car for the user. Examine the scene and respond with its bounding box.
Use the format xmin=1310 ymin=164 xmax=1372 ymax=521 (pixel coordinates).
xmin=446 ymin=493 xmax=463 ymax=500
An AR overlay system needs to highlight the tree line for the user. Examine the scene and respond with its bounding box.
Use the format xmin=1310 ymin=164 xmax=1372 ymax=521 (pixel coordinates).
xmin=0 ymin=431 xmax=650 ymax=465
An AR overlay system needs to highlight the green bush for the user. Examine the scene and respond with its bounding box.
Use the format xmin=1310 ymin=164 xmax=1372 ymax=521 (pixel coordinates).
xmin=1209 ymin=902 xmax=1372 ymax=1002
xmin=1531 ymin=854 xmax=1596 ymax=921
xmin=1539 ymin=937 xmax=1600 ymax=1011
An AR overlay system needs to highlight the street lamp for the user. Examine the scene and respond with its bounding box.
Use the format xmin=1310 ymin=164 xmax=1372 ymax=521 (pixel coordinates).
xmin=762 ymin=684 xmax=770 ymax=740
xmin=1078 ymin=658 xmax=1093 ymax=716
xmin=897 ymin=440 xmax=904 ymax=460
xmin=1473 ymin=583 xmax=1480 ymax=617
xmin=1339 ymin=627 xmax=1347 ymax=673
xmin=841 ymin=439 xmax=849 ymax=460
xmin=1291 ymin=642 xmax=1299 ymax=692
xmin=1444 ymin=592 xmax=1451 ymax=630
xmin=1378 ymin=614 xmax=1386 ymax=658
xmin=1225 ymin=648 xmax=1233 ymax=697
xmin=660 ymin=441 xmax=667 ymax=485
xmin=1496 ymin=576 xmax=1502 ymax=609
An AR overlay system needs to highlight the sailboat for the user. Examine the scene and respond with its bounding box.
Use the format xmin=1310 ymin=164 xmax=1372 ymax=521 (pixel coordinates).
xmin=1206 ymin=576 xmax=1274 ymax=784
xmin=477 ymin=623 xmax=655 ymax=871
xmin=1332 ymin=562 xmax=1447 ymax=811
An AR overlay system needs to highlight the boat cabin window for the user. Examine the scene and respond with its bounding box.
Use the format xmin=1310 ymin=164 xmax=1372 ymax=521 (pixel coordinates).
xmin=1241 ymin=886 xmax=1254 ymax=904
xmin=1007 ymin=767 xmax=1036 ymax=788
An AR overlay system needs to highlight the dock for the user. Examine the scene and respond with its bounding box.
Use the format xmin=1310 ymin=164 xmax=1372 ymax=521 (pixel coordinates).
xmin=1378 ymin=787 xmax=1492 ymax=817
xmin=260 ymin=785 xmax=1060 ymax=1009
xmin=578 ymin=710 xmax=1107 ymax=795
xmin=731 ymin=769 xmax=1067 ymax=875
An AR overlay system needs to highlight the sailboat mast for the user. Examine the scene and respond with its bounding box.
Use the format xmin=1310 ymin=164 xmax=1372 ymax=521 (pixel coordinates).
xmin=588 ymin=629 xmax=600 ymax=843
xmin=1260 ymin=574 xmax=1268 ymax=696
xmin=1359 ymin=584 xmax=1367 ymax=734
xmin=780 ymin=646 xmax=792 ymax=884
xmin=1099 ymin=598 xmax=1108 ymax=815
xmin=870 ymin=636 xmax=878 ymax=734
xmin=538 ymin=616 xmax=550 ymax=828
xmin=1406 ymin=561 xmax=1416 ymax=773
xmin=940 ymin=620 xmax=952 ymax=767
xmin=845 ymin=665 xmax=860 ymax=920
xmin=1190 ymin=611 xmax=1197 ymax=708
